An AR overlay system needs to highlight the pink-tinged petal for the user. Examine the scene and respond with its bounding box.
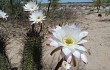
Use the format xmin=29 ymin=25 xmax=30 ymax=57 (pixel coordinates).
xmin=81 ymin=53 xmax=88 ymax=64
xmin=77 ymin=40 xmax=88 ymax=44
xmin=67 ymin=55 xmax=72 ymax=63
xmin=79 ymin=31 xmax=88 ymax=40
xmin=62 ymin=48 xmax=71 ymax=56
xmin=73 ymin=51 xmax=81 ymax=59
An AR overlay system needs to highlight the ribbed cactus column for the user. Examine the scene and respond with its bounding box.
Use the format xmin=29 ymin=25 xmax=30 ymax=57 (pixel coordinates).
xmin=22 ymin=30 xmax=43 ymax=70
xmin=22 ymin=37 xmax=36 ymax=70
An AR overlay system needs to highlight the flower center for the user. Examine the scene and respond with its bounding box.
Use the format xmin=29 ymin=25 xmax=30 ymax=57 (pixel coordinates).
xmin=31 ymin=7 xmax=35 ymax=11
xmin=63 ymin=36 xmax=75 ymax=46
xmin=31 ymin=6 xmax=35 ymax=9
xmin=37 ymin=16 xmax=41 ymax=19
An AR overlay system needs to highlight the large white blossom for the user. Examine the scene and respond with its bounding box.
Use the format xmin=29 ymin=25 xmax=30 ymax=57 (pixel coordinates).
xmin=49 ymin=24 xmax=88 ymax=64
xmin=29 ymin=10 xmax=46 ymax=24
xmin=0 ymin=10 xmax=8 ymax=19
xmin=62 ymin=61 xmax=71 ymax=70
xmin=23 ymin=1 xmax=38 ymax=12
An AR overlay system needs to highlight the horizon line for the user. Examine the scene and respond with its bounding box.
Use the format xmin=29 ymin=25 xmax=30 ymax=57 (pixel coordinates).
xmin=38 ymin=0 xmax=93 ymax=3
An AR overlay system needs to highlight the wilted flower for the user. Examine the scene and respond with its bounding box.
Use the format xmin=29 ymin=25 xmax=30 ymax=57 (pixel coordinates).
xmin=49 ymin=24 xmax=88 ymax=64
xmin=23 ymin=1 xmax=38 ymax=12
xmin=62 ymin=61 xmax=71 ymax=70
xmin=0 ymin=10 xmax=8 ymax=19
xmin=29 ymin=10 xmax=46 ymax=24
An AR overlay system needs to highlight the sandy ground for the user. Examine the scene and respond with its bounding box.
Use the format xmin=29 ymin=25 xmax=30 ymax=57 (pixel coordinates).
xmin=43 ymin=13 xmax=110 ymax=70
xmin=6 ymin=38 xmax=24 ymax=70
xmin=82 ymin=14 xmax=110 ymax=70
xmin=1 ymin=13 xmax=110 ymax=70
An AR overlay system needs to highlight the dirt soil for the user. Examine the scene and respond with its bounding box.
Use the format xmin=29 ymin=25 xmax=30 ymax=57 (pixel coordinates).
xmin=43 ymin=13 xmax=110 ymax=70
xmin=82 ymin=14 xmax=110 ymax=70
xmin=1 ymin=13 xmax=110 ymax=70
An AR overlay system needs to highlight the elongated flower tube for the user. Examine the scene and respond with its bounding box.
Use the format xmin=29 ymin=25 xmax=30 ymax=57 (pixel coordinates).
xmin=49 ymin=24 xmax=88 ymax=64
xmin=0 ymin=10 xmax=8 ymax=19
xmin=29 ymin=10 xmax=46 ymax=24
xmin=23 ymin=1 xmax=38 ymax=12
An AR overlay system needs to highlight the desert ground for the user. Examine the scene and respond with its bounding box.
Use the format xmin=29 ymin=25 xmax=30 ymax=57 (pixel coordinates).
xmin=43 ymin=13 xmax=110 ymax=70
xmin=78 ymin=13 xmax=110 ymax=70
xmin=0 ymin=8 xmax=110 ymax=70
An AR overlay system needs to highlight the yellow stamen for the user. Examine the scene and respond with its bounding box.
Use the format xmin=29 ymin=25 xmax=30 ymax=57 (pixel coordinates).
xmin=63 ymin=36 xmax=75 ymax=46
xmin=31 ymin=6 xmax=34 ymax=9
xmin=37 ymin=16 xmax=41 ymax=19
xmin=31 ymin=7 xmax=35 ymax=11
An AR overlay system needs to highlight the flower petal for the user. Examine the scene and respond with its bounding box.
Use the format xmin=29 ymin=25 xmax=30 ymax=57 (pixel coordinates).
xmin=23 ymin=1 xmax=38 ymax=12
xmin=0 ymin=10 xmax=8 ymax=19
xmin=62 ymin=48 xmax=71 ymax=56
xmin=77 ymin=40 xmax=88 ymax=44
xmin=53 ymin=28 xmax=65 ymax=41
xmin=49 ymin=38 xmax=59 ymax=47
xmin=77 ymin=46 xmax=87 ymax=52
xmin=70 ymin=45 xmax=79 ymax=50
xmin=73 ymin=51 xmax=81 ymax=59
xmin=29 ymin=10 xmax=45 ymax=23
xmin=62 ymin=25 xmax=80 ymax=41
xmin=67 ymin=55 xmax=72 ymax=63
xmin=50 ymin=41 xmax=59 ymax=47
xmin=79 ymin=31 xmax=88 ymax=40
xmin=52 ymin=26 xmax=61 ymax=32
xmin=81 ymin=53 xmax=88 ymax=64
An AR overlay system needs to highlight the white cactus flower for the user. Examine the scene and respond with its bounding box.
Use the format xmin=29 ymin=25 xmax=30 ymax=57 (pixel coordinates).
xmin=29 ymin=10 xmax=46 ymax=24
xmin=23 ymin=1 xmax=38 ymax=12
xmin=50 ymin=24 xmax=88 ymax=64
xmin=0 ymin=10 xmax=8 ymax=19
xmin=62 ymin=61 xmax=71 ymax=70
